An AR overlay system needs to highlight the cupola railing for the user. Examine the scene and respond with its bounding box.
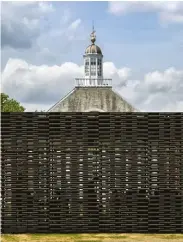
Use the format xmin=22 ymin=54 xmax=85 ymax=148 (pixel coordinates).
xmin=75 ymin=78 xmax=112 ymax=87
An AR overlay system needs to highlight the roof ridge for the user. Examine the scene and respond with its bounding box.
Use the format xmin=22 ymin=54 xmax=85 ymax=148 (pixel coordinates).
xmin=47 ymin=88 xmax=76 ymax=112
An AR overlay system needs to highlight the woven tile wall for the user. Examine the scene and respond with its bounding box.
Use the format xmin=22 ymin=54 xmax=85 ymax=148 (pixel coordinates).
xmin=1 ymin=112 xmax=183 ymax=233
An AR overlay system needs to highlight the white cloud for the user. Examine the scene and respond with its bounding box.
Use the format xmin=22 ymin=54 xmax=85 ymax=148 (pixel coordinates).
xmin=108 ymin=1 xmax=183 ymax=24
xmin=69 ymin=19 xmax=82 ymax=30
xmin=1 ymin=1 xmax=55 ymax=49
xmin=38 ymin=2 xmax=54 ymax=13
xmin=8 ymin=2 xmax=36 ymax=7
xmin=65 ymin=19 xmax=82 ymax=41
xmin=1 ymin=58 xmax=83 ymax=111
xmin=121 ymin=67 xmax=183 ymax=112
xmin=103 ymin=62 xmax=131 ymax=87
xmin=2 ymin=58 xmax=183 ymax=112
xmin=1 ymin=2 xmax=85 ymax=71
xmin=61 ymin=9 xmax=72 ymax=24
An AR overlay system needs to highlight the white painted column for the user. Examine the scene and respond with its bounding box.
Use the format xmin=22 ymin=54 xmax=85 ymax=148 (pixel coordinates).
xmin=89 ymin=57 xmax=91 ymax=79
xmin=88 ymin=57 xmax=91 ymax=86
xmin=84 ymin=57 xmax=86 ymax=78
xmin=95 ymin=57 xmax=98 ymax=86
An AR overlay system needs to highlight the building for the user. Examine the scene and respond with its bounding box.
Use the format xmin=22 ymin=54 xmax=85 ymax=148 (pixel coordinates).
xmin=48 ymin=29 xmax=138 ymax=112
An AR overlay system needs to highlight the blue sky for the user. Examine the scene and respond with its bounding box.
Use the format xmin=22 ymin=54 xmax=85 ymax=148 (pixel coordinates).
xmin=2 ymin=1 xmax=183 ymax=71
xmin=1 ymin=1 xmax=183 ymax=111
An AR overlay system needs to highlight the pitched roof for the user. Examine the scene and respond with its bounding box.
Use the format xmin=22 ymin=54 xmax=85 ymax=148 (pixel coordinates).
xmin=48 ymin=87 xmax=138 ymax=112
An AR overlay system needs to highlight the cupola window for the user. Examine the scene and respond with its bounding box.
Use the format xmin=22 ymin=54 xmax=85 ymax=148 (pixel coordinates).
xmin=85 ymin=59 xmax=89 ymax=76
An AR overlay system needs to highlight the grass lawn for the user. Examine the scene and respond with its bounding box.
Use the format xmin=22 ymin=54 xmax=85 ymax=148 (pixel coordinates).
xmin=1 ymin=234 xmax=183 ymax=242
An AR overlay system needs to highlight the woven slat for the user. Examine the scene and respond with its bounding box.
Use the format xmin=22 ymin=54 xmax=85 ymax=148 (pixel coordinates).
xmin=1 ymin=112 xmax=183 ymax=233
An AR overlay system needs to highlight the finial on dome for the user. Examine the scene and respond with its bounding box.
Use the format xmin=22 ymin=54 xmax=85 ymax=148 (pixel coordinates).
xmin=90 ymin=21 xmax=96 ymax=44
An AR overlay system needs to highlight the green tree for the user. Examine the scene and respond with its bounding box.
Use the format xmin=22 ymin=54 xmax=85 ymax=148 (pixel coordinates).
xmin=1 ymin=93 xmax=25 ymax=112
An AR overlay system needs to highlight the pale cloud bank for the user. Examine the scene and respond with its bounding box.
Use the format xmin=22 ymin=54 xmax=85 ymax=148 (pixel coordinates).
xmin=2 ymin=58 xmax=183 ymax=112
xmin=108 ymin=1 xmax=183 ymax=24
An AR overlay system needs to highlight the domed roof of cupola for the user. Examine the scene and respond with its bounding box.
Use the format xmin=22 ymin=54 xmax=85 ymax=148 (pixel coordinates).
xmin=85 ymin=44 xmax=102 ymax=54
xmin=85 ymin=28 xmax=102 ymax=55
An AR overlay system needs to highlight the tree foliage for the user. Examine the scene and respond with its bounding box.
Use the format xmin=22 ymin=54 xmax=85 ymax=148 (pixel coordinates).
xmin=1 ymin=93 xmax=25 ymax=112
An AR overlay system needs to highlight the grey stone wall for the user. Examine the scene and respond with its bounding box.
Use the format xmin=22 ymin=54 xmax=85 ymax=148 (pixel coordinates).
xmin=48 ymin=87 xmax=137 ymax=112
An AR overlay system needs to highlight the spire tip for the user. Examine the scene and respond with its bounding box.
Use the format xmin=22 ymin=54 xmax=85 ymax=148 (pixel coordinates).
xmin=90 ymin=21 xmax=96 ymax=44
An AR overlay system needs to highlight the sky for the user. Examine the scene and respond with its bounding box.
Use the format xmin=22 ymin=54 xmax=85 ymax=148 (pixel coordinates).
xmin=1 ymin=1 xmax=183 ymax=112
